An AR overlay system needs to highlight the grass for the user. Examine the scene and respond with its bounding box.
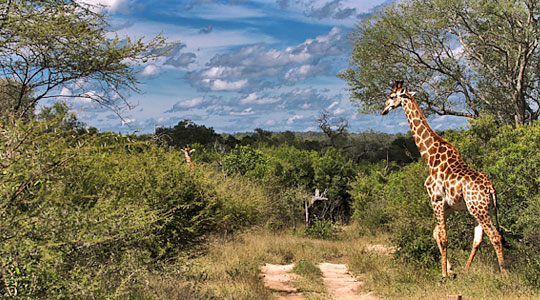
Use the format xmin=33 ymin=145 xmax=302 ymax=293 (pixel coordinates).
xmin=292 ymin=260 xmax=330 ymax=299
xmin=127 ymin=226 xmax=539 ymax=300
xmin=345 ymin=233 xmax=538 ymax=300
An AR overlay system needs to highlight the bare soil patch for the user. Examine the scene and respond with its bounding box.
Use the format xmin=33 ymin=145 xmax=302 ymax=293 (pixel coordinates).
xmin=261 ymin=262 xmax=379 ymax=300
xmin=260 ymin=263 xmax=306 ymax=300
xmin=318 ymin=263 xmax=379 ymax=300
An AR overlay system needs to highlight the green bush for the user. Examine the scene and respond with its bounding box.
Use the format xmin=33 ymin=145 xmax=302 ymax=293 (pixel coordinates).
xmin=0 ymin=117 xmax=270 ymax=298
xmin=222 ymin=145 xmax=266 ymax=176
xmin=446 ymin=119 xmax=540 ymax=288
xmin=304 ymin=218 xmax=341 ymax=240
xmin=349 ymin=163 xmax=389 ymax=234
xmin=350 ymin=119 xmax=540 ymax=287
xmin=383 ymin=161 xmax=439 ymax=266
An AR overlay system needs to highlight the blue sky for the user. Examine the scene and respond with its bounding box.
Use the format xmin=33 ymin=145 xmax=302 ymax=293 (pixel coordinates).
xmin=69 ymin=0 xmax=468 ymax=134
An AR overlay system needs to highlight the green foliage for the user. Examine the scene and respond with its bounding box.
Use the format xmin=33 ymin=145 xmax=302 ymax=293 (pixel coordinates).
xmin=0 ymin=0 xmax=172 ymax=117
xmin=222 ymin=145 xmax=359 ymax=225
xmin=350 ymin=119 xmax=540 ymax=289
xmin=312 ymin=148 xmax=358 ymax=221
xmin=155 ymin=120 xmax=223 ymax=148
xmin=0 ymin=114 xmax=271 ymax=298
xmin=0 ymin=78 xmax=35 ymax=120
xmin=342 ymin=0 xmax=540 ymax=125
xmin=304 ymin=219 xmax=341 ymax=240
xmin=222 ymin=145 xmax=266 ymax=176
xmin=349 ymin=164 xmax=389 ymax=234
xmin=446 ymin=118 xmax=540 ymax=288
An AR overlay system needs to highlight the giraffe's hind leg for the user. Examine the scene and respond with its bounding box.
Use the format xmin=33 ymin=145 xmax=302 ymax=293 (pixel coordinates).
xmin=465 ymin=224 xmax=483 ymax=270
xmin=476 ymin=212 xmax=506 ymax=275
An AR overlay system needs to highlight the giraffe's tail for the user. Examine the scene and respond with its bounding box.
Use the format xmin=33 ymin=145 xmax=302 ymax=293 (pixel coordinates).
xmin=491 ymin=187 xmax=499 ymax=226
xmin=491 ymin=188 xmax=506 ymax=246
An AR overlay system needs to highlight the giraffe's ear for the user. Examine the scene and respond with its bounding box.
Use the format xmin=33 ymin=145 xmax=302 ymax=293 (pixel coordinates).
xmin=189 ymin=149 xmax=196 ymax=154
xmin=180 ymin=149 xmax=186 ymax=154
xmin=409 ymin=91 xmax=416 ymax=97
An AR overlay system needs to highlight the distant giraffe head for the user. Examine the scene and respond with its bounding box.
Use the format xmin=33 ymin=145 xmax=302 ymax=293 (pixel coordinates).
xmin=381 ymin=80 xmax=416 ymax=115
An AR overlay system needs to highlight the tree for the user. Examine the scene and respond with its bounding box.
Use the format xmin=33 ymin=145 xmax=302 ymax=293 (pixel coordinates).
xmin=155 ymin=119 xmax=222 ymax=147
xmin=0 ymin=0 xmax=172 ymax=118
xmin=317 ymin=110 xmax=350 ymax=148
xmin=340 ymin=0 xmax=540 ymax=126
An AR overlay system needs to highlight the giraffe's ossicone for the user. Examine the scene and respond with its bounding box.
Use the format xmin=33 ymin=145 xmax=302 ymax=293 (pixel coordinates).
xmin=382 ymin=81 xmax=506 ymax=277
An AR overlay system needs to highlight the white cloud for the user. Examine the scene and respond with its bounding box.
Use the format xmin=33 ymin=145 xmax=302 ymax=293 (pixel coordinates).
xmin=239 ymin=93 xmax=280 ymax=105
xmin=165 ymin=96 xmax=220 ymax=113
xmin=277 ymin=0 xmax=387 ymax=26
xmin=333 ymin=107 xmax=345 ymax=115
xmin=60 ymin=87 xmax=72 ymax=97
xmin=140 ymin=64 xmax=161 ymax=77
xmin=121 ymin=117 xmax=135 ymax=126
xmin=265 ymin=119 xmax=276 ymax=126
xmin=327 ymin=100 xmax=339 ymax=110
xmin=230 ymin=107 xmax=255 ymax=116
xmin=287 ymin=114 xmax=304 ymax=125
xmin=186 ymin=27 xmax=349 ymax=92
xmin=433 ymin=115 xmax=448 ymax=122
xmin=80 ymin=0 xmax=132 ymax=13
xmin=206 ymin=79 xmax=248 ymax=91
xmin=182 ymin=3 xmax=266 ymax=20
xmin=76 ymin=91 xmax=101 ymax=104
xmin=282 ymin=62 xmax=330 ymax=83
xmin=179 ymin=97 xmax=204 ymax=108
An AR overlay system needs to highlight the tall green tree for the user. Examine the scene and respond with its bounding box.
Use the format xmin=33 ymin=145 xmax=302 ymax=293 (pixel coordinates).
xmin=0 ymin=0 xmax=172 ymax=118
xmin=155 ymin=119 xmax=223 ymax=147
xmin=341 ymin=0 xmax=540 ymax=126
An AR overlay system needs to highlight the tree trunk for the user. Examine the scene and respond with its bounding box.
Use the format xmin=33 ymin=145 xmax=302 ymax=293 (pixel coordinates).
xmin=513 ymin=91 xmax=526 ymax=126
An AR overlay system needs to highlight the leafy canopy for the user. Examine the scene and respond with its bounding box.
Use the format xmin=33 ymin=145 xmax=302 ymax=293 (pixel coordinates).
xmin=0 ymin=0 xmax=173 ymax=118
xmin=341 ymin=0 xmax=540 ymax=126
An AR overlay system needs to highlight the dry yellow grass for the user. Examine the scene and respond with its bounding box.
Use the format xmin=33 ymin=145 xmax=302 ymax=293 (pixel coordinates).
xmin=131 ymin=227 xmax=538 ymax=300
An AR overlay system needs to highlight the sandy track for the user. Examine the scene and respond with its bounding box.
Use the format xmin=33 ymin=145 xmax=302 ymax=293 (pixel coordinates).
xmin=318 ymin=263 xmax=378 ymax=300
xmin=261 ymin=263 xmax=379 ymax=300
xmin=260 ymin=263 xmax=306 ymax=300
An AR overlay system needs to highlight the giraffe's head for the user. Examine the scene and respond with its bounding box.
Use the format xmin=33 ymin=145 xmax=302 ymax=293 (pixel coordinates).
xmin=180 ymin=147 xmax=195 ymax=156
xmin=381 ymin=81 xmax=416 ymax=115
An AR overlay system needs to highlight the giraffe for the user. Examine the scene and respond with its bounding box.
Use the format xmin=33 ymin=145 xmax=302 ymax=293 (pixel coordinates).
xmin=180 ymin=147 xmax=195 ymax=171
xmin=381 ymin=81 xmax=506 ymax=277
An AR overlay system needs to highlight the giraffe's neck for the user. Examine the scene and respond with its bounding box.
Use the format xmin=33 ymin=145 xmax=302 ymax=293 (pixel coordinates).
xmin=401 ymin=97 xmax=443 ymax=167
xmin=184 ymin=153 xmax=194 ymax=170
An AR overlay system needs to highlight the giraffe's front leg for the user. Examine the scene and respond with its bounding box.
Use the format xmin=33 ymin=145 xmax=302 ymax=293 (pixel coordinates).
xmin=426 ymin=177 xmax=452 ymax=277
xmin=433 ymin=225 xmax=452 ymax=275
xmin=432 ymin=197 xmax=449 ymax=278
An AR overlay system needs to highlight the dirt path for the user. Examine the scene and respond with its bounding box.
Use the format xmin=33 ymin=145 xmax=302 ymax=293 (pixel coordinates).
xmin=260 ymin=263 xmax=378 ymax=300
xmin=260 ymin=263 xmax=306 ymax=300
xmin=318 ymin=263 xmax=378 ymax=300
